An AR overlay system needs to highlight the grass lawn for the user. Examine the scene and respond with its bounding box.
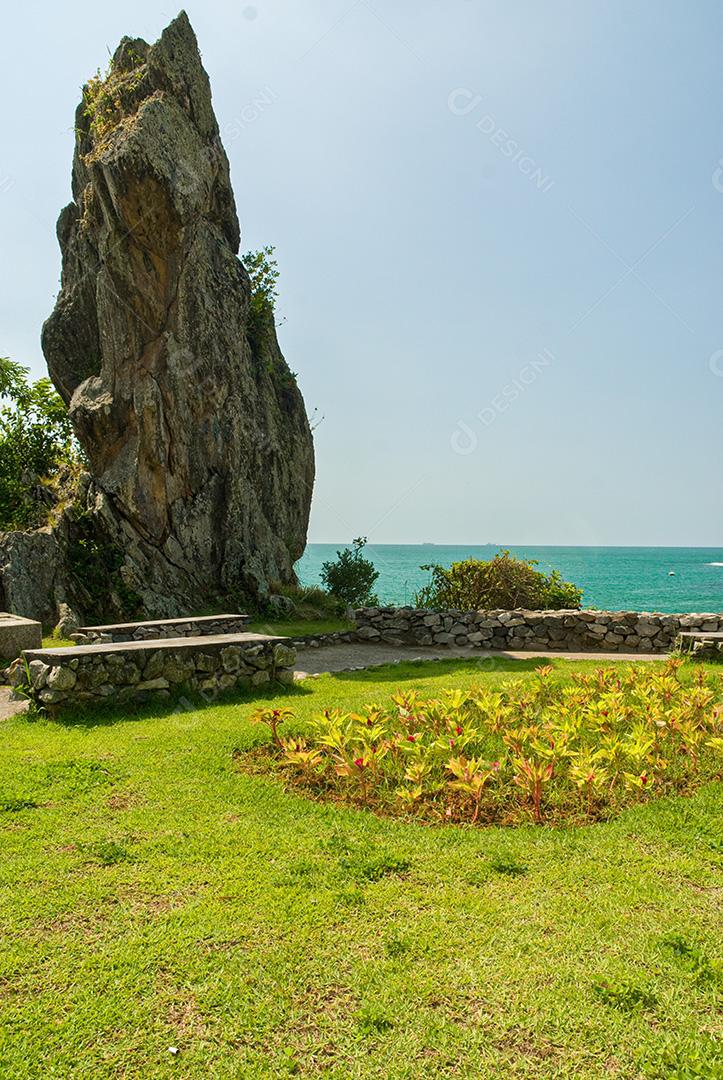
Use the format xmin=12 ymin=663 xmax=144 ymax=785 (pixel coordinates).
xmin=42 ymin=635 xmax=77 ymax=650
xmin=1 ymin=657 xmax=721 ymax=1078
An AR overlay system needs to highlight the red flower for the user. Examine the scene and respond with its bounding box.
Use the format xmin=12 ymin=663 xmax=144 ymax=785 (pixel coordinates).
xmin=455 ymin=726 xmax=463 ymax=736
xmin=407 ymin=735 xmax=416 ymax=743
xmin=449 ymin=739 xmax=455 ymax=748
xmin=354 ymin=757 xmax=365 ymax=769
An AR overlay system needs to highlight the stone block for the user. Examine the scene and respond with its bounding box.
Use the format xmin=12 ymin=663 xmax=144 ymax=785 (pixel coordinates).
xmin=0 ymin=613 xmax=42 ymax=660
xmin=136 ymin=678 xmax=171 ymax=692
xmin=47 ymin=666 xmax=77 ymax=691
xmin=221 ymin=646 xmax=242 ymax=672
xmin=272 ymin=643 xmax=296 ymax=668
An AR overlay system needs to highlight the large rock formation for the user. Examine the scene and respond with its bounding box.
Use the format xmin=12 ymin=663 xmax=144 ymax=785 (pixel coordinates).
xmin=40 ymin=11 xmax=314 ymax=617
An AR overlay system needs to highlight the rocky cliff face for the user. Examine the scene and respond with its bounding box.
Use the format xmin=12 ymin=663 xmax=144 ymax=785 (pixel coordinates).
xmin=41 ymin=12 xmax=314 ymax=617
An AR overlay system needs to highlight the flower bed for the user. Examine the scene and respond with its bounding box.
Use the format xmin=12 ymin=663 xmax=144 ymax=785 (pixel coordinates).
xmin=249 ymin=661 xmax=723 ymax=826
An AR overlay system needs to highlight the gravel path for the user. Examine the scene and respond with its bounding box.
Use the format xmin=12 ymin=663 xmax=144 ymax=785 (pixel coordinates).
xmin=293 ymin=642 xmax=661 ymax=677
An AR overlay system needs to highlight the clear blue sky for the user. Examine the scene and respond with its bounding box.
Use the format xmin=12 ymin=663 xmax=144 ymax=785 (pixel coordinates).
xmin=1 ymin=1 xmax=721 ymax=546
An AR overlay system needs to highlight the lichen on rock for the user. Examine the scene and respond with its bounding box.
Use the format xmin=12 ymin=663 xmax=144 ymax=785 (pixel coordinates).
xmin=40 ymin=11 xmax=314 ymax=618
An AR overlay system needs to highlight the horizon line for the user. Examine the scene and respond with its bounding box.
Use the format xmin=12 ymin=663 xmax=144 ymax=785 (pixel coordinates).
xmin=301 ymin=542 xmax=722 ymax=550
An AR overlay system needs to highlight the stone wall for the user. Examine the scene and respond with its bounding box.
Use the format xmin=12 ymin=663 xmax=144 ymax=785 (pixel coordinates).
xmin=291 ymin=629 xmax=357 ymax=649
xmin=10 ymin=634 xmax=296 ymax=711
xmin=352 ymin=607 xmax=723 ymax=654
xmin=73 ymin=614 xmax=250 ymax=645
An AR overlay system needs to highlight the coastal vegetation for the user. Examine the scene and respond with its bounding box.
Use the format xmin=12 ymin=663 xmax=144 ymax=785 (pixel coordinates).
xmin=320 ymin=536 xmax=380 ymax=607
xmin=1 ymin=656 xmax=721 ymax=1076
xmin=415 ymin=549 xmax=583 ymax=611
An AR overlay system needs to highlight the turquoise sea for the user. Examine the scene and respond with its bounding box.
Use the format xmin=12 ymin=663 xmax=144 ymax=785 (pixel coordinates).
xmin=295 ymin=545 xmax=723 ymax=614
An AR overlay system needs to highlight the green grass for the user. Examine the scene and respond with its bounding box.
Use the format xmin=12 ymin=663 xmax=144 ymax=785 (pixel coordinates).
xmin=1 ymin=657 xmax=721 ymax=1078
xmin=42 ymin=635 xmax=77 ymax=649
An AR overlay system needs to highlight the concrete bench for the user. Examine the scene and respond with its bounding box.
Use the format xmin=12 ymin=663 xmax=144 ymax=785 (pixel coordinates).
xmin=676 ymin=630 xmax=723 ymax=660
xmin=0 ymin=613 xmax=42 ymax=660
xmin=72 ymin=613 xmax=250 ymax=645
xmin=10 ymin=632 xmax=296 ymax=710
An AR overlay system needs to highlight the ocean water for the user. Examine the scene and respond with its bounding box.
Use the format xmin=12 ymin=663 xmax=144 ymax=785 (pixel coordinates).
xmin=295 ymin=545 xmax=723 ymax=614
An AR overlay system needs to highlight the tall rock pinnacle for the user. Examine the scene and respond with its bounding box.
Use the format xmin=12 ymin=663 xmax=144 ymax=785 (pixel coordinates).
xmin=42 ymin=12 xmax=314 ymax=614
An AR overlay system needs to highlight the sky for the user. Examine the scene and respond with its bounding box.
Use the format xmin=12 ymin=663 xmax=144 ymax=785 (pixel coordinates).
xmin=1 ymin=0 xmax=721 ymax=547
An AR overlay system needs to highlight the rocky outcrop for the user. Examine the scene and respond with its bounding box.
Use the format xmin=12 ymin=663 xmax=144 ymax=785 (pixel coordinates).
xmin=41 ymin=12 xmax=314 ymax=617
xmin=0 ymin=529 xmax=64 ymax=625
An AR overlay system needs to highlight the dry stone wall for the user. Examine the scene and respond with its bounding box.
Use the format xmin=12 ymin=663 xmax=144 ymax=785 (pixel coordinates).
xmin=10 ymin=634 xmax=296 ymax=710
xmin=353 ymin=607 xmax=723 ymax=654
xmin=73 ymin=614 xmax=250 ymax=645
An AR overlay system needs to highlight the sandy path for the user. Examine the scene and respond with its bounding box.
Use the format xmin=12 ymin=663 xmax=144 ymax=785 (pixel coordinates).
xmin=293 ymin=642 xmax=661 ymax=678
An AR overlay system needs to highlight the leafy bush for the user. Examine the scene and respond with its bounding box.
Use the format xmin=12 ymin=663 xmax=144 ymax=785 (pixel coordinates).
xmin=320 ymin=537 xmax=379 ymax=608
xmin=243 ymin=245 xmax=280 ymax=353
xmin=415 ymin=550 xmax=582 ymax=611
xmin=250 ymin=660 xmax=723 ymax=826
xmin=243 ymin=245 xmax=280 ymax=318
xmin=0 ymin=357 xmax=78 ymax=530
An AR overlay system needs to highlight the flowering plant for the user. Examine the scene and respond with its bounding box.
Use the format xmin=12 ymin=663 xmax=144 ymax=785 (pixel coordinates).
xmin=248 ymin=661 xmax=723 ymax=826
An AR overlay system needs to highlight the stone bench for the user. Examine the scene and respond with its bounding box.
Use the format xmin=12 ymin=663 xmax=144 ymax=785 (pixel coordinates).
xmin=675 ymin=631 xmax=723 ymax=660
xmin=72 ymin=613 xmax=250 ymax=645
xmin=0 ymin=612 xmax=42 ymax=660
xmin=10 ymin=633 xmax=296 ymax=710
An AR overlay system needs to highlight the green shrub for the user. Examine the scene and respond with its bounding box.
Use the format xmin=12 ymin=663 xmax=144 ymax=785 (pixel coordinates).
xmin=0 ymin=357 xmax=78 ymax=530
xmin=320 ymin=537 xmax=379 ymax=608
xmin=243 ymin=245 xmax=280 ymax=352
xmin=415 ymin=550 xmax=582 ymax=611
xmin=242 ymin=246 xmax=299 ymax=399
